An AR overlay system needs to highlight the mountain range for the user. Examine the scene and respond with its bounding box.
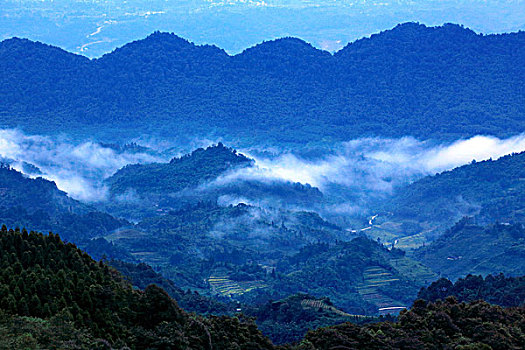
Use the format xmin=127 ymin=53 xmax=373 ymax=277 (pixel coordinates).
xmin=1 ymin=23 xmax=524 ymax=144
xmin=1 ymin=22 xmax=525 ymax=347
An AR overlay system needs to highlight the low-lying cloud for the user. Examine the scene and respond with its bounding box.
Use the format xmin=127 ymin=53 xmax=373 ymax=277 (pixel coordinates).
xmin=220 ymin=134 xmax=525 ymax=195
xmin=0 ymin=129 xmax=165 ymax=202
xmin=1 ymin=128 xmax=525 ymax=208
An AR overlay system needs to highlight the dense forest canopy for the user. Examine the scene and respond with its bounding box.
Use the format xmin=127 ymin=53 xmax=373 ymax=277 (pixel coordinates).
xmin=0 ymin=226 xmax=275 ymax=349
xmin=0 ymin=164 xmax=127 ymax=244
xmin=1 ymin=23 xmax=524 ymax=143
xmin=418 ymin=274 xmax=525 ymax=307
xmin=103 ymin=143 xmax=323 ymax=220
xmin=1 ymin=15 xmax=525 ymax=349
xmin=378 ymin=151 xmax=525 ymax=244
xmin=107 ymin=143 xmax=252 ymax=196
xmin=412 ymin=220 xmax=525 ymax=280
xmin=1 ymin=226 xmax=523 ymax=349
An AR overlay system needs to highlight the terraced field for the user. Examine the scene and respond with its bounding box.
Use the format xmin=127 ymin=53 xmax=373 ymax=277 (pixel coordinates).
xmin=208 ymin=275 xmax=267 ymax=297
xmin=364 ymin=219 xmax=437 ymax=250
xmin=301 ymin=299 xmax=371 ymax=319
xmin=389 ymin=257 xmax=437 ymax=286
xmin=357 ymin=266 xmax=405 ymax=315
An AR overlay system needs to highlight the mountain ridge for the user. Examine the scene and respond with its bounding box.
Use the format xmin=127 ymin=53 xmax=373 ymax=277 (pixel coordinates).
xmin=3 ymin=22 xmax=521 ymax=61
xmin=1 ymin=22 xmax=524 ymax=143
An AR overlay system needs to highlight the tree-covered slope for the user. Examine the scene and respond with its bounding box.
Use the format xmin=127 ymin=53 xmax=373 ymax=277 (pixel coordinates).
xmin=382 ymin=151 xmax=525 ymax=243
xmin=104 ymin=143 xmax=323 ymax=219
xmin=0 ymin=164 xmax=127 ymax=243
xmin=1 ymin=23 xmax=524 ymax=143
xmin=109 ymin=259 xmax=236 ymax=316
xmin=412 ymin=220 xmax=525 ymax=280
xmin=106 ymin=202 xmax=436 ymax=315
xmin=297 ymin=298 xmax=525 ymax=350
xmin=105 ymin=201 xmax=348 ymax=289
xmin=0 ymin=226 xmax=274 ymax=349
xmin=418 ymin=274 xmax=525 ymax=307
xmin=247 ymin=293 xmax=377 ymax=345
xmin=1 ymin=225 xmax=522 ymax=349
xmin=0 ymin=163 xmax=85 ymax=217
xmin=273 ymin=237 xmax=436 ymax=315
xmin=110 ymin=259 xmax=376 ymax=345
xmin=107 ymin=143 xmax=252 ymax=196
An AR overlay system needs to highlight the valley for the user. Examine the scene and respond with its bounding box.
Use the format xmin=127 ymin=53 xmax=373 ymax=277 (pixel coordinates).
xmin=0 ymin=20 xmax=524 ymax=348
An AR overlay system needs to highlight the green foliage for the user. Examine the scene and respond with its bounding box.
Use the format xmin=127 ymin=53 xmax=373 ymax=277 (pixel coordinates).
xmin=386 ymin=151 xmax=525 ymax=240
xmin=107 ymin=143 xmax=252 ymax=196
xmin=1 ymin=24 xmax=524 ymax=143
xmin=418 ymin=274 xmax=525 ymax=307
xmin=413 ymin=220 xmax=525 ymax=280
xmin=109 ymin=259 xmax=236 ymax=315
xmin=0 ymin=164 xmax=128 ymax=244
xmin=103 ymin=143 xmax=322 ymax=219
xmin=247 ymin=293 xmax=380 ymax=345
xmin=273 ymin=237 xmax=435 ymax=314
xmin=0 ymin=225 xmax=523 ymax=349
xmin=105 ymin=201 xmax=346 ymax=291
xmin=297 ymin=298 xmax=525 ymax=350
xmin=0 ymin=226 xmax=274 ymax=348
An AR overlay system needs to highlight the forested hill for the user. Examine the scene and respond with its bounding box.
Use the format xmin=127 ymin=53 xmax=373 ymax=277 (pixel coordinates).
xmin=2 ymin=226 xmax=524 ymax=349
xmin=384 ymin=151 xmax=525 ymax=238
xmin=0 ymin=226 xmax=274 ymax=349
xmin=1 ymin=23 xmax=524 ymax=143
xmin=413 ymin=220 xmax=525 ymax=280
xmin=104 ymin=143 xmax=323 ymax=219
xmin=0 ymin=164 xmax=127 ymax=243
xmin=107 ymin=143 xmax=252 ymax=196
xmin=0 ymin=163 xmax=84 ymax=217
xmin=418 ymin=274 xmax=525 ymax=307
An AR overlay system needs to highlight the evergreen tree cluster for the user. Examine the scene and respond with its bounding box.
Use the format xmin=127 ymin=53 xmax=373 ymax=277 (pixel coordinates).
xmin=418 ymin=274 xmax=525 ymax=307
xmin=296 ymin=298 xmax=525 ymax=350
xmin=0 ymin=226 xmax=274 ymax=349
xmin=1 ymin=23 xmax=524 ymax=143
xmin=0 ymin=225 xmax=524 ymax=349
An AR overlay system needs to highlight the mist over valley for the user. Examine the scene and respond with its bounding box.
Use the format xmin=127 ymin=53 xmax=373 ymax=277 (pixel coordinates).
xmin=0 ymin=15 xmax=524 ymax=348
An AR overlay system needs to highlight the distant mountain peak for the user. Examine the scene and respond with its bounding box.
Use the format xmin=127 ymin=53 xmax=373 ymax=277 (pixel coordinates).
xmin=336 ymin=22 xmax=480 ymax=57
xmin=238 ymin=36 xmax=331 ymax=59
xmin=99 ymin=31 xmax=228 ymax=62
xmin=389 ymin=22 xmax=476 ymax=35
xmin=170 ymin=143 xmax=251 ymax=165
xmin=0 ymin=36 xmax=88 ymax=62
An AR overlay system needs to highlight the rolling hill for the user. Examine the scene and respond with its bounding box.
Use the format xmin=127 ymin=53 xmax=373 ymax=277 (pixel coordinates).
xmin=0 ymin=163 xmax=129 ymax=260
xmin=0 ymin=226 xmax=274 ymax=349
xmin=1 ymin=23 xmax=524 ymax=143
xmin=371 ymin=151 xmax=525 ymax=248
xmin=1 ymin=225 xmax=522 ymax=349
xmin=103 ymin=143 xmax=323 ymax=219
xmin=412 ymin=220 xmax=525 ymax=280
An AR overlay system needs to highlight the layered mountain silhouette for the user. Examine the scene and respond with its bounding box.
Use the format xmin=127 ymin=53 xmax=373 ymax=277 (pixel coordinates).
xmin=1 ymin=23 xmax=524 ymax=143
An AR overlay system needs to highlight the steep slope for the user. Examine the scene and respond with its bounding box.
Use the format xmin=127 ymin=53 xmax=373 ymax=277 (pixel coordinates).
xmin=299 ymin=298 xmax=525 ymax=350
xmin=0 ymin=163 xmax=85 ymax=217
xmin=1 ymin=23 xmax=524 ymax=143
xmin=0 ymin=164 xmax=127 ymax=243
xmin=418 ymin=274 xmax=525 ymax=307
xmin=274 ymin=237 xmax=437 ymax=315
xmin=107 ymin=143 xmax=252 ymax=196
xmin=247 ymin=293 xmax=375 ymax=345
xmin=1 ymin=227 xmax=522 ymax=349
xmin=104 ymin=143 xmax=323 ymax=219
xmin=377 ymin=151 xmax=525 ymax=246
xmin=413 ymin=219 xmax=525 ymax=280
xmin=0 ymin=226 xmax=274 ymax=349
xmin=105 ymin=201 xmax=348 ymax=289
xmin=109 ymin=259 xmax=236 ymax=315
xmin=106 ymin=202 xmax=436 ymax=315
